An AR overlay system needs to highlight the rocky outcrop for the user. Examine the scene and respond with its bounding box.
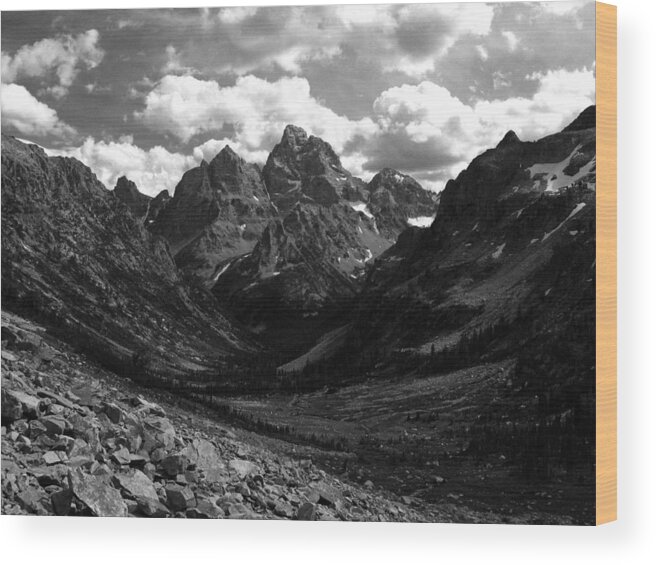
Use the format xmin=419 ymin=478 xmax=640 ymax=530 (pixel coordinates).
xmin=151 ymin=146 xmax=275 ymax=281
xmin=366 ymin=168 xmax=438 ymax=237
xmin=113 ymin=176 xmax=151 ymax=219
xmin=263 ymin=125 xmax=368 ymax=212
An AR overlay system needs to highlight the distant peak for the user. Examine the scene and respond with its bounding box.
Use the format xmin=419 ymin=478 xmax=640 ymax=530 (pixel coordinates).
xmin=114 ymin=176 xmax=138 ymax=194
xmin=282 ymin=124 xmax=308 ymax=145
xmin=497 ymin=130 xmax=520 ymax=148
xmin=218 ymin=144 xmax=238 ymax=158
xmin=210 ymin=144 xmax=242 ymax=166
xmin=563 ymin=105 xmax=596 ymax=132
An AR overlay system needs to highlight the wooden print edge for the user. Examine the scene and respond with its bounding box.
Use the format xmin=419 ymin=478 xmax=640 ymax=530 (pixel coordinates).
xmin=595 ymin=1 xmax=617 ymax=526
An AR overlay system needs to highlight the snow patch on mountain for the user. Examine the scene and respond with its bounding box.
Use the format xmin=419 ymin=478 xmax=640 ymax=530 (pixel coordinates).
xmin=407 ymin=216 xmax=435 ymax=228
xmin=350 ymin=201 xmax=374 ymax=219
xmin=542 ymin=203 xmax=586 ymax=241
xmin=528 ymin=146 xmax=595 ymax=193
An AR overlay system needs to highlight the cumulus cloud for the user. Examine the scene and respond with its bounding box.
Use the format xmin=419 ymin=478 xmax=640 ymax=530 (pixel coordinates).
xmin=1 ymin=83 xmax=76 ymax=139
xmin=137 ymin=73 xmax=377 ymax=157
xmin=48 ymin=136 xmax=196 ymax=196
xmin=158 ymin=3 xmax=493 ymax=80
xmin=1 ymin=29 xmax=104 ymax=98
xmin=359 ymin=67 xmax=595 ymax=188
xmin=436 ymin=1 xmax=595 ymax=103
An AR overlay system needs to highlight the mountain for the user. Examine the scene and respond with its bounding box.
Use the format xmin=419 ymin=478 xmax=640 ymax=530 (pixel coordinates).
xmin=1 ymin=135 xmax=255 ymax=381
xmin=210 ymin=127 xmax=436 ymax=355
xmin=366 ymin=168 xmax=439 ymax=237
xmin=151 ymin=146 xmax=275 ymax=282
xmin=262 ymin=124 xmax=369 ymax=212
xmin=280 ymin=107 xmax=597 ymax=483
xmin=113 ymin=176 xmax=150 ymax=218
xmin=333 ymin=107 xmax=596 ymax=363
xmin=212 ymin=200 xmax=390 ymax=356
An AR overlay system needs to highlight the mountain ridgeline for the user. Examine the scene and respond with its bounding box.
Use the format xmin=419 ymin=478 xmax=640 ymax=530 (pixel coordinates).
xmin=2 ymin=107 xmax=597 ymax=507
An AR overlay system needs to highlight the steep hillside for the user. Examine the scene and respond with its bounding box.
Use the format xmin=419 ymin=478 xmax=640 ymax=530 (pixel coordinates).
xmin=1 ymin=135 xmax=255 ymax=382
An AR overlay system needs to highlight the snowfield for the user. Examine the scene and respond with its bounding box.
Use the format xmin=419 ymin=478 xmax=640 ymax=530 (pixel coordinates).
xmin=407 ymin=216 xmax=435 ymax=228
xmin=349 ymin=201 xmax=374 ymax=219
xmin=528 ymin=145 xmax=596 ymax=193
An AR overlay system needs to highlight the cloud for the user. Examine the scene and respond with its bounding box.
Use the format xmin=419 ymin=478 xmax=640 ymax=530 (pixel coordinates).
xmin=1 ymin=29 xmax=104 ymax=98
xmin=435 ymin=1 xmax=595 ymax=103
xmin=133 ymin=66 xmax=594 ymax=192
xmin=358 ymin=67 xmax=595 ymax=189
xmin=153 ymin=4 xmax=493 ymax=81
xmin=47 ymin=136 xmax=196 ymax=196
xmin=137 ymin=73 xmax=377 ymax=157
xmin=1 ymin=83 xmax=76 ymax=139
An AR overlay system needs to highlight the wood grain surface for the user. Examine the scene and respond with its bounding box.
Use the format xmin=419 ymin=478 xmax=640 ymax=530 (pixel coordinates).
xmin=596 ymin=1 xmax=617 ymax=526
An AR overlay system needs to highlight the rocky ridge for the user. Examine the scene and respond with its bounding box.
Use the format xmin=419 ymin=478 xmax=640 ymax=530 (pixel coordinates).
xmin=151 ymin=146 xmax=275 ymax=282
xmin=1 ymin=134 xmax=254 ymax=382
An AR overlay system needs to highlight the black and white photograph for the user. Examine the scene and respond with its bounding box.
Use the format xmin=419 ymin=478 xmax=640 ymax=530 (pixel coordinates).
xmin=2 ymin=1 xmax=600 ymax=525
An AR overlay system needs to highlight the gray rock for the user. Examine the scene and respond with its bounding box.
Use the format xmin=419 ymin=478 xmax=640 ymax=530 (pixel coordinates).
xmin=142 ymin=416 xmax=175 ymax=453
xmin=274 ymin=499 xmax=294 ymax=518
xmin=43 ymin=451 xmax=62 ymax=465
xmin=111 ymin=446 xmax=131 ymax=466
xmin=2 ymin=389 xmax=46 ymax=421
xmin=225 ymin=502 xmax=258 ymax=520
xmin=229 ymin=458 xmax=259 ymax=479
xmin=51 ymin=488 xmax=73 ymax=515
xmin=113 ymin=469 xmax=158 ymax=502
xmin=186 ymin=499 xmax=224 ymax=519
xmin=40 ymin=414 xmax=68 ymax=436
xmin=296 ymin=502 xmax=316 ymax=521
xmin=102 ymin=402 xmax=123 ymax=424
xmin=68 ymin=468 xmax=127 ymax=517
xmin=137 ymin=496 xmax=170 ymax=517
xmin=160 ymin=453 xmax=188 ymax=477
xmin=165 ymin=484 xmax=196 ymax=512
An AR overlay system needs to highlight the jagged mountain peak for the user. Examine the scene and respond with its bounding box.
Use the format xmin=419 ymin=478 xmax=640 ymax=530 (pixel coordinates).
xmin=563 ymin=105 xmax=596 ymax=132
xmin=281 ymin=124 xmax=309 ymax=146
xmin=497 ymin=130 xmax=520 ymax=148
xmin=114 ymin=175 xmax=143 ymax=198
xmin=113 ymin=176 xmax=150 ymax=217
xmin=212 ymin=144 xmax=241 ymax=163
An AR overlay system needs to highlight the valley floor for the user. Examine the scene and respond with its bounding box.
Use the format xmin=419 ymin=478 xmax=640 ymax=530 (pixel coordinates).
xmin=1 ymin=310 xmax=592 ymax=524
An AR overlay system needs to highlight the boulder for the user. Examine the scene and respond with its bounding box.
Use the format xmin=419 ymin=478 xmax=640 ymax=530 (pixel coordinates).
xmin=228 ymin=459 xmax=259 ymax=479
xmin=186 ymin=499 xmax=224 ymax=519
xmin=160 ymin=453 xmax=188 ymax=477
xmin=2 ymin=389 xmax=45 ymax=422
xmin=40 ymin=414 xmax=68 ymax=436
xmin=296 ymin=502 xmax=316 ymax=521
xmin=101 ymin=402 xmax=123 ymax=424
xmin=273 ymin=499 xmax=294 ymax=518
xmin=113 ymin=470 xmax=158 ymax=502
xmin=142 ymin=416 xmax=175 ymax=453
xmin=68 ymin=468 xmax=127 ymax=517
xmin=165 ymin=484 xmax=196 ymax=512
xmin=137 ymin=496 xmax=170 ymax=517
xmin=225 ymin=502 xmax=258 ymax=520
xmin=50 ymin=488 xmax=73 ymax=516
xmin=111 ymin=446 xmax=131 ymax=466
xmin=43 ymin=451 xmax=63 ymax=465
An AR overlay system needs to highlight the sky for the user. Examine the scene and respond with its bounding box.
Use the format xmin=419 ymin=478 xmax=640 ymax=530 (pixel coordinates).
xmin=1 ymin=2 xmax=596 ymax=195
